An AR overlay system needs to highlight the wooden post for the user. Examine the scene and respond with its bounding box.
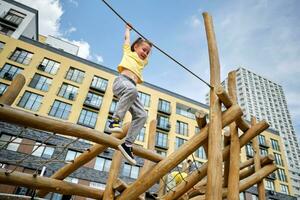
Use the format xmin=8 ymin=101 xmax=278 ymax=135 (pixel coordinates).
xmin=140 ymin=120 xmax=157 ymax=176
xmin=116 ymin=105 xmax=243 ymax=200
xmin=37 ymin=124 xmax=130 ymax=197
xmin=203 ymin=12 xmax=223 ymax=200
xmin=0 ymin=74 xmax=25 ymax=105
xmin=227 ymin=71 xmax=240 ymax=200
xmin=103 ymin=151 xmax=123 ymax=200
xmin=0 ymin=104 xmax=164 ymax=163
xmin=222 ymin=164 xmax=277 ymax=197
xmin=162 ymin=120 xmax=269 ymax=200
xmin=195 ymin=111 xmax=208 ymax=154
xmin=215 ymin=85 xmax=250 ymax=132
xmin=0 ymin=169 xmax=103 ymax=199
xmin=251 ymin=117 xmax=266 ymax=200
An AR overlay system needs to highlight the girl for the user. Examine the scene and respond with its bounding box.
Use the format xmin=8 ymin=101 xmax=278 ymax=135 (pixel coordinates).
xmin=108 ymin=24 xmax=152 ymax=165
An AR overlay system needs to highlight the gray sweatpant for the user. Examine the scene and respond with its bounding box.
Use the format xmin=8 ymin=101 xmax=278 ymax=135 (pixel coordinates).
xmin=112 ymin=75 xmax=147 ymax=144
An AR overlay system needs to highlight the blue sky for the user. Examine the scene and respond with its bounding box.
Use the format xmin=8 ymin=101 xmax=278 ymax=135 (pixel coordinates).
xmin=16 ymin=0 xmax=300 ymax=141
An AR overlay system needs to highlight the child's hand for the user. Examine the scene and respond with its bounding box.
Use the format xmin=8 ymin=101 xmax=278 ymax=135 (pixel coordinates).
xmin=126 ymin=23 xmax=133 ymax=31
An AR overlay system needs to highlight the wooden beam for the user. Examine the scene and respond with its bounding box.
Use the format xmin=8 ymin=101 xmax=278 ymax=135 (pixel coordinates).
xmin=37 ymin=123 xmax=130 ymax=197
xmin=195 ymin=111 xmax=208 ymax=154
xmin=251 ymin=117 xmax=266 ymax=200
xmin=113 ymin=179 xmax=144 ymax=200
xmin=0 ymin=169 xmax=103 ymax=199
xmin=227 ymin=70 xmax=240 ymax=200
xmin=0 ymin=74 xmax=25 ymax=105
xmin=0 ymin=104 xmax=164 ymax=163
xmin=116 ymin=104 xmax=243 ymax=200
xmin=162 ymin=120 xmax=269 ymax=200
xmin=215 ymin=85 xmax=250 ymax=132
xmin=203 ymin=12 xmax=223 ymax=200
xmin=222 ymin=164 xmax=278 ymax=198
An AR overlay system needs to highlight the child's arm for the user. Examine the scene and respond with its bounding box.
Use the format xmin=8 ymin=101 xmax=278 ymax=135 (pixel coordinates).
xmin=124 ymin=23 xmax=132 ymax=45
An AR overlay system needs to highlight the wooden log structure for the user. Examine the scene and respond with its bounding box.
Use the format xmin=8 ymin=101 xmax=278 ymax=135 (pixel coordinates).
xmin=161 ymin=120 xmax=269 ymax=200
xmin=0 ymin=104 xmax=164 ymax=163
xmin=0 ymin=169 xmax=103 ymax=199
xmin=215 ymin=85 xmax=250 ymax=132
xmin=195 ymin=110 xmax=208 ymax=154
xmin=115 ymin=104 xmax=243 ymax=200
xmin=188 ymin=164 xmax=277 ymax=200
xmin=187 ymin=154 xmax=275 ymax=199
xmin=37 ymin=123 xmax=130 ymax=197
xmin=203 ymin=11 xmax=223 ymax=200
xmin=113 ymin=179 xmax=144 ymax=200
xmin=227 ymin=70 xmax=240 ymax=200
xmin=251 ymin=117 xmax=266 ymax=200
xmin=0 ymin=74 xmax=25 ymax=105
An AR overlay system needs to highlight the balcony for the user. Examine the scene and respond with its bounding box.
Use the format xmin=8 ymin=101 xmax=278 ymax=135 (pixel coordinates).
xmin=156 ymin=122 xmax=171 ymax=132
xmin=0 ymin=16 xmax=19 ymax=29
xmin=83 ymin=97 xmax=100 ymax=110
xmin=157 ymin=105 xmax=171 ymax=115
xmin=2 ymin=72 xmax=13 ymax=81
xmin=89 ymin=84 xmax=106 ymax=94
xmin=38 ymin=64 xmax=46 ymax=71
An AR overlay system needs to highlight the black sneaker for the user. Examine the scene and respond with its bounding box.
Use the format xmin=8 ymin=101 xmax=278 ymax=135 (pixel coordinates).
xmin=108 ymin=118 xmax=122 ymax=133
xmin=118 ymin=143 xmax=136 ymax=165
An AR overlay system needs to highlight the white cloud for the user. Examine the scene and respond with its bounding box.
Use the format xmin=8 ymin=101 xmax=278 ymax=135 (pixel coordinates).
xmin=68 ymin=0 xmax=78 ymax=7
xmin=182 ymin=0 xmax=300 ymax=139
xmin=15 ymin=0 xmax=101 ymax=61
xmin=16 ymin=0 xmax=63 ymax=37
xmin=95 ymin=55 xmax=104 ymax=63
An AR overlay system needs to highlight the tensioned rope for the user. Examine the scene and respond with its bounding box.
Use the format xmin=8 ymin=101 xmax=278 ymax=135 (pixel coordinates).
xmin=100 ymin=0 xmax=213 ymax=89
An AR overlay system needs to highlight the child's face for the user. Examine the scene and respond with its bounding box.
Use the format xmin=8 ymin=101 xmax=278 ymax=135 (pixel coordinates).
xmin=134 ymin=42 xmax=151 ymax=60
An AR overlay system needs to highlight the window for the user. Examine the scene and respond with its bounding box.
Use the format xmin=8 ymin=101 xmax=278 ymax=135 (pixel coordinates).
xmin=32 ymin=143 xmax=54 ymax=159
xmin=138 ymin=92 xmax=150 ymax=107
xmin=271 ymin=139 xmax=280 ymax=151
xmin=245 ymin=143 xmax=254 ymax=157
xmin=0 ymin=134 xmax=22 ymax=151
xmin=158 ymin=99 xmax=171 ymax=114
xmin=65 ymin=150 xmax=82 ymax=161
xmin=109 ymin=100 xmax=117 ymax=114
xmin=258 ymin=135 xmax=266 ymax=146
xmin=175 ymin=137 xmax=187 ymax=150
xmin=260 ymin=148 xmax=268 ymax=156
xmin=280 ymin=184 xmax=289 ymax=194
xmin=176 ymin=121 xmax=188 ymax=136
xmin=58 ymin=83 xmax=78 ymax=101
xmin=156 ymin=131 xmax=168 ymax=148
xmin=0 ymin=41 xmax=5 ymax=51
xmin=39 ymin=58 xmax=60 ymax=75
xmin=136 ymin=127 xmax=145 ymax=142
xmin=157 ymin=115 xmax=170 ymax=130
xmin=90 ymin=76 xmax=108 ymax=92
xmin=9 ymin=48 xmax=33 ymax=65
xmin=94 ymin=157 xmax=111 ymax=172
xmin=176 ymin=104 xmax=196 ymax=119
xmin=277 ymin=168 xmax=287 ymax=182
xmin=156 ymin=149 xmax=167 ymax=157
xmin=66 ymin=67 xmax=85 ymax=83
xmin=195 ymin=126 xmax=200 ymax=134
xmin=4 ymin=9 xmax=25 ymax=25
xmin=65 ymin=177 xmax=79 ymax=184
xmin=29 ymin=74 xmax=52 ymax=92
xmin=17 ymin=91 xmax=43 ymax=111
xmin=195 ymin=147 xmax=206 ymax=159
xmin=89 ymin=182 xmax=106 ymax=190
xmin=0 ymin=83 xmax=8 ymax=95
xmin=77 ymin=109 xmax=98 ymax=128
xmin=0 ymin=25 xmax=14 ymax=36
xmin=84 ymin=92 xmax=103 ymax=109
xmin=274 ymin=153 xmax=283 ymax=166
xmin=265 ymin=180 xmax=275 ymax=191
xmin=0 ymin=63 xmax=23 ymax=81
xmin=49 ymin=100 xmax=72 ymax=120
xmin=122 ymin=163 xmax=140 ymax=179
